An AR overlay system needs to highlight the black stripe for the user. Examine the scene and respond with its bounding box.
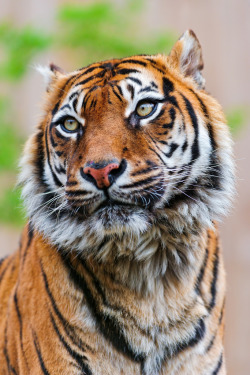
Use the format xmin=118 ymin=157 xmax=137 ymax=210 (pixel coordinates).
xmin=27 ymin=221 xmax=34 ymax=249
xmin=131 ymin=167 xmax=154 ymax=176
xmin=162 ymin=77 xmax=174 ymax=96
xmin=164 ymin=318 xmax=206 ymax=359
xmin=50 ymin=133 xmax=58 ymax=147
xmin=33 ymin=330 xmax=51 ymax=375
xmin=0 ymin=256 xmax=6 ymax=268
xmin=212 ymin=353 xmax=223 ymax=375
xmin=53 ymin=72 xmax=86 ymax=112
xmin=35 ymin=130 xmax=45 ymax=182
xmin=165 ymin=185 xmax=201 ymax=209
xmin=151 ymin=81 xmax=158 ymax=89
xmin=149 ymin=108 xmax=165 ymax=123
xmin=148 ymin=146 xmax=166 ymax=165
xmin=14 ymin=291 xmax=29 ymax=369
xmin=40 ymin=261 xmax=93 ymax=353
xmin=206 ymin=301 xmax=225 ymax=353
xmin=206 ymin=334 xmax=216 ymax=353
xmin=45 ymin=127 xmax=62 ymax=187
xmin=118 ymin=59 xmax=147 ymax=67
xmin=116 ymin=68 xmax=139 ymax=75
xmin=182 ymin=139 xmax=188 ymax=152
xmin=209 ymin=245 xmax=219 ymax=312
xmin=14 ymin=292 xmax=23 ymax=344
xmin=4 ymin=323 xmax=18 ymax=375
xmin=218 ymin=300 xmax=225 ymax=325
xmin=182 ymin=95 xmax=200 ymax=163
xmin=162 ymin=107 xmax=176 ymax=130
xmin=78 ymin=65 xmax=100 ymax=76
xmin=127 ymin=84 xmax=134 ymax=99
xmin=138 ymin=86 xmax=157 ymax=94
xmin=49 ymin=312 xmax=93 ymax=375
xmin=59 ymin=104 xmax=70 ymax=112
xmin=99 ymin=62 xmax=114 ymax=70
xmin=191 ymin=91 xmax=221 ymax=190
xmin=66 ymin=190 xmax=89 ymax=196
xmin=164 ymin=142 xmax=179 ymax=158
xmin=54 ymin=128 xmax=70 ymax=141
xmin=146 ymin=58 xmax=166 ymax=73
xmin=126 ymin=77 xmax=142 ymax=86
xmin=121 ymin=174 xmax=162 ymax=189
xmin=176 ymin=318 xmax=206 ymax=352
xmin=116 ymin=85 xmax=123 ymax=97
xmin=90 ymin=98 xmax=97 ymax=109
xmin=0 ymin=257 xmax=13 ymax=284
xmin=52 ymin=101 xmax=60 ymax=116
xmin=112 ymin=87 xmax=123 ymax=102
xmin=68 ymin=91 xmax=79 ymax=102
xmin=54 ymin=164 xmax=66 ymax=174
xmin=61 ymin=255 xmax=145 ymax=363
xmin=195 ymin=248 xmax=209 ymax=293
xmin=66 ymin=180 xmax=78 ymax=186
xmin=72 ymin=98 xmax=78 ymax=112
xmin=75 ymin=74 xmax=97 ymax=87
xmin=162 ymin=77 xmax=180 ymax=108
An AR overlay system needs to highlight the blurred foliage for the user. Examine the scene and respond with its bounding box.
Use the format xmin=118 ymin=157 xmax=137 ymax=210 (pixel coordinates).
xmin=56 ymin=2 xmax=176 ymax=64
xmin=0 ymin=97 xmax=23 ymax=172
xmin=0 ymin=1 xmax=247 ymax=227
xmin=0 ymin=23 xmax=50 ymax=80
xmin=226 ymin=107 xmax=248 ymax=135
xmin=0 ymin=186 xmax=24 ymax=227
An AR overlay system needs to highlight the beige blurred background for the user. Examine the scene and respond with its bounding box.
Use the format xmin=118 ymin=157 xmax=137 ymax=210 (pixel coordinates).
xmin=0 ymin=0 xmax=250 ymax=374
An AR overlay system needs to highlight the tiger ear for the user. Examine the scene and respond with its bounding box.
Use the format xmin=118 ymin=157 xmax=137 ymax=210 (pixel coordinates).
xmin=169 ymin=30 xmax=205 ymax=89
xmin=36 ymin=63 xmax=65 ymax=92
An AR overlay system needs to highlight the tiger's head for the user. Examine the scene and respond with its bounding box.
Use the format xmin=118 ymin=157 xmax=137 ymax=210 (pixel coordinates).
xmin=20 ymin=30 xmax=234 ymax=258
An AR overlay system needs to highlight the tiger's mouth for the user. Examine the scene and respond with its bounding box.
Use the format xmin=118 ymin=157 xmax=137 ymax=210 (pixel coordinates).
xmin=97 ymin=199 xmax=138 ymax=211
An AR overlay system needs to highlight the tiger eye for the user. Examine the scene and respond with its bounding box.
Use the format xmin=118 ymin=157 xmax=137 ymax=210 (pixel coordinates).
xmin=63 ymin=118 xmax=79 ymax=132
xmin=136 ymin=102 xmax=155 ymax=117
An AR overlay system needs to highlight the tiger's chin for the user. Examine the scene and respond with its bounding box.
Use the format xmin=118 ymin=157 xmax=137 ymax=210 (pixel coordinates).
xmin=70 ymin=199 xmax=153 ymax=237
xmin=93 ymin=203 xmax=153 ymax=234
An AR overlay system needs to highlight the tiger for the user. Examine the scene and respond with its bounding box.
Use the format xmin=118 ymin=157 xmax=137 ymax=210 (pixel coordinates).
xmin=0 ymin=29 xmax=234 ymax=374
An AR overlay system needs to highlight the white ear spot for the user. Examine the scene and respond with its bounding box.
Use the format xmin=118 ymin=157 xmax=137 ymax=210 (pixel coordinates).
xmin=170 ymin=30 xmax=205 ymax=89
xmin=35 ymin=63 xmax=64 ymax=91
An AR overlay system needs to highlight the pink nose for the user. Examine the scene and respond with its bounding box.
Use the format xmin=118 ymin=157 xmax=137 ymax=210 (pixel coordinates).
xmin=83 ymin=162 xmax=120 ymax=188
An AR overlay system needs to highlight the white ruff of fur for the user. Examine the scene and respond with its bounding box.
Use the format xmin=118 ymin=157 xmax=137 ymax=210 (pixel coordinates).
xmin=19 ymin=120 xmax=235 ymax=294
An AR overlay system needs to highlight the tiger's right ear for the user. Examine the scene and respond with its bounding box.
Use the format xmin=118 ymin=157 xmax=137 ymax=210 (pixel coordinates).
xmin=169 ymin=30 xmax=205 ymax=89
xmin=36 ymin=63 xmax=65 ymax=92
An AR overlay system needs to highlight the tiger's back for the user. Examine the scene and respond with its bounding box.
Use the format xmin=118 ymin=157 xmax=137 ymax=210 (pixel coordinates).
xmin=0 ymin=30 xmax=234 ymax=374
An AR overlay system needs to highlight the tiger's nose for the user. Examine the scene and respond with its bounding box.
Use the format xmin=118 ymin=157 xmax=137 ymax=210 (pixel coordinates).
xmin=81 ymin=159 xmax=126 ymax=189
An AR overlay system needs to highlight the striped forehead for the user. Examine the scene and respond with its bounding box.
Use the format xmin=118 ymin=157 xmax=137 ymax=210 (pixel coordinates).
xmin=53 ymin=57 xmax=168 ymax=120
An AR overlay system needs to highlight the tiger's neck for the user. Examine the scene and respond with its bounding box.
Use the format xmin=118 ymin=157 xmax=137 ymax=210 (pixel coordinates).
xmin=23 ymin=219 xmax=208 ymax=297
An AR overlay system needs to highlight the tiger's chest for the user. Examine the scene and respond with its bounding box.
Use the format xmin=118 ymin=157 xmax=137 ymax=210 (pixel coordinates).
xmin=63 ymin=273 xmax=208 ymax=375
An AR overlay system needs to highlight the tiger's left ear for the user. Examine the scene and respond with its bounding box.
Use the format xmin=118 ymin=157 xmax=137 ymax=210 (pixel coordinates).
xmin=36 ymin=63 xmax=65 ymax=92
xmin=169 ymin=30 xmax=205 ymax=89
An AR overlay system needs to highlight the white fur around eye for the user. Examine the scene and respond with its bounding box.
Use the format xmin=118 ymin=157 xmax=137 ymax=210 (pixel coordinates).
xmin=55 ymin=124 xmax=78 ymax=138
xmin=138 ymin=103 xmax=164 ymax=126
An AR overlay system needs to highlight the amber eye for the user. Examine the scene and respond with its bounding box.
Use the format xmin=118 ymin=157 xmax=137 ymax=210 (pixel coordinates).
xmin=62 ymin=118 xmax=79 ymax=132
xmin=136 ymin=101 xmax=156 ymax=118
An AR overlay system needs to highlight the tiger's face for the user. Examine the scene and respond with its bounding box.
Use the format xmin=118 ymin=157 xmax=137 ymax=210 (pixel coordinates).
xmin=20 ymin=30 xmax=234 ymax=252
